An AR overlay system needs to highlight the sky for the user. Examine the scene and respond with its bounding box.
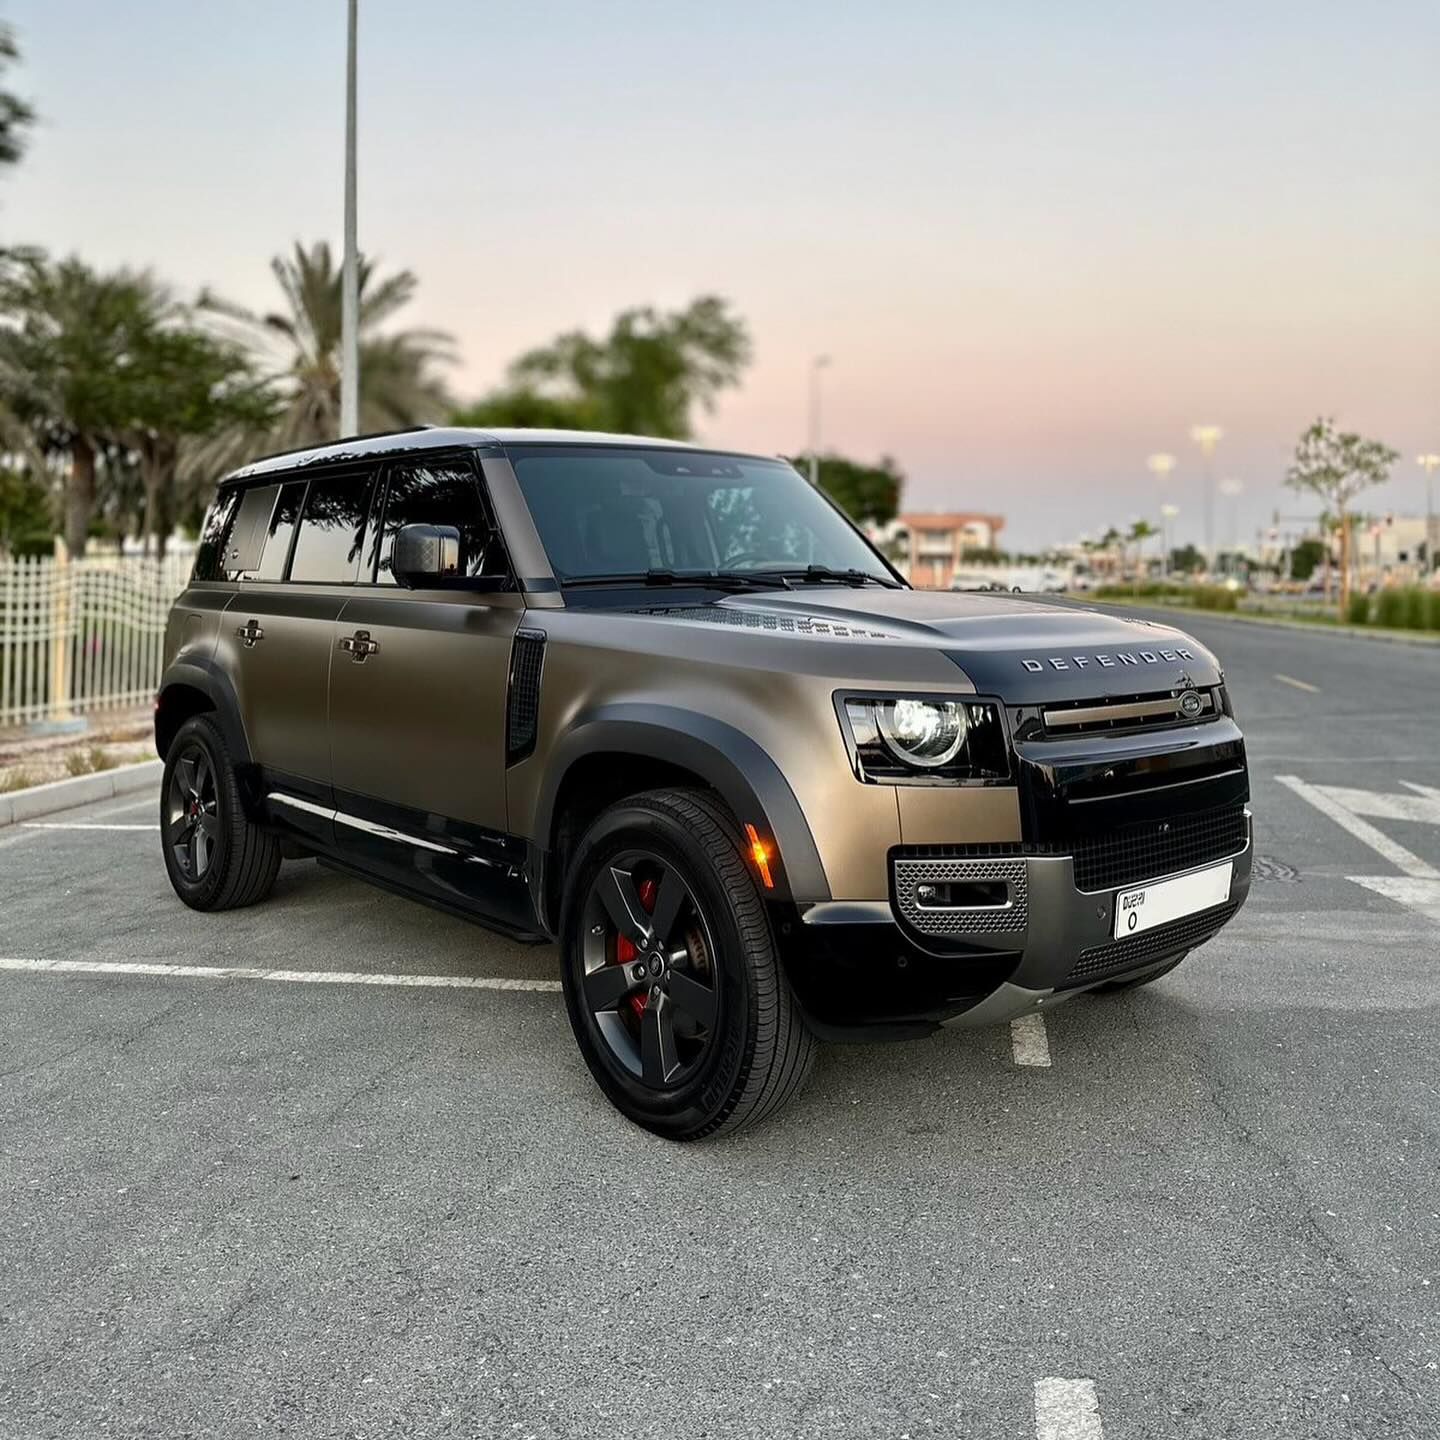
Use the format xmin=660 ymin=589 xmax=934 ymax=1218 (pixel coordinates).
xmin=5 ymin=1 xmax=1438 ymax=550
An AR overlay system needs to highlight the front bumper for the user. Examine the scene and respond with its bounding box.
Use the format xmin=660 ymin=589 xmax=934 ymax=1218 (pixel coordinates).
xmin=784 ymin=812 xmax=1252 ymax=1037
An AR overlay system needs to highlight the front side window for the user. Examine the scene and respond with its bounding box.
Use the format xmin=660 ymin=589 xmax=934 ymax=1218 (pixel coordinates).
xmin=508 ymin=446 xmax=892 ymax=583
xmin=289 ymin=471 xmax=376 ymax=584
xmin=250 ymin=481 xmax=306 ymax=582
xmin=374 ymin=460 xmax=506 ymax=585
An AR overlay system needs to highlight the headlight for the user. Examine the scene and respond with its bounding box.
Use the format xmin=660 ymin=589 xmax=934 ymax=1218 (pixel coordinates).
xmin=877 ymin=698 xmax=966 ymax=767
xmin=841 ymin=694 xmax=1008 ymax=784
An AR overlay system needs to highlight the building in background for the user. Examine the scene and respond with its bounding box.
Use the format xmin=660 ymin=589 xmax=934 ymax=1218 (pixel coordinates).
xmin=895 ymin=512 xmax=1007 ymax=589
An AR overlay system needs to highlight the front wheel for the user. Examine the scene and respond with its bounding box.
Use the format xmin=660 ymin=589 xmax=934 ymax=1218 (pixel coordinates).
xmin=559 ymin=789 xmax=816 ymax=1140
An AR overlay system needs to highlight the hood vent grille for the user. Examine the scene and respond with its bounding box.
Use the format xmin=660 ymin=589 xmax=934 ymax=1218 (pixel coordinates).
xmin=631 ymin=606 xmax=894 ymax=640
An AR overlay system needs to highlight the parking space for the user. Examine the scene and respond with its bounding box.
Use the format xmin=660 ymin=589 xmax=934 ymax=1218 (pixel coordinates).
xmin=2 ymin=612 xmax=1439 ymax=1438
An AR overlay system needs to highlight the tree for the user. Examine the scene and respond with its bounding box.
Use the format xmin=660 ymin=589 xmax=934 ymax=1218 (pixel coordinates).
xmin=125 ymin=324 xmax=276 ymax=556
xmin=0 ymin=24 xmax=34 ymax=173
xmin=0 ymin=255 xmax=163 ymax=556
xmin=458 ymin=296 xmax=750 ymax=440
xmin=1128 ymin=519 xmax=1158 ymax=575
xmin=206 ymin=241 xmax=454 ymax=449
xmin=1285 ymin=417 xmax=1397 ymax=610
xmin=784 ymin=452 xmax=903 ymax=526
xmin=1169 ymin=543 xmax=1203 ymax=575
xmin=1288 ymin=537 xmax=1325 ymax=583
xmin=0 ymin=462 xmax=49 ymax=555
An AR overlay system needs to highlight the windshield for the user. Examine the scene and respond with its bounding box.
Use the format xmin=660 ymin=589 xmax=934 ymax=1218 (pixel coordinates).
xmin=508 ymin=445 xmax=896 ymax=585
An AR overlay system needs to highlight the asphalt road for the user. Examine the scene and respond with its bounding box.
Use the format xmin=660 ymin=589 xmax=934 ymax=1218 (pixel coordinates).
xmin=2 ymin=609 xmax=1437 ymax=1439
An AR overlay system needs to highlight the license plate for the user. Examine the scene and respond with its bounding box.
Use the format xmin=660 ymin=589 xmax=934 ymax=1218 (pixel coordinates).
xmin=1113 ymin=862 xmax=1233 ymax=940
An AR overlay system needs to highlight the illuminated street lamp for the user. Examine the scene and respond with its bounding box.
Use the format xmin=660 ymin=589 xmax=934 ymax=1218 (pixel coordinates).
xmin=1189 ymin=425 xmax=1224 ymax=569
xmin=807 ymin=355 xmax=831 ymax=487
xmin=1146 ymin=452 xmax=1177 ymax=484
xmin=1160 ymin=503 xmax=1180 ymax=578
xmin=1419 ymin=453 xmax=1440 ymax=575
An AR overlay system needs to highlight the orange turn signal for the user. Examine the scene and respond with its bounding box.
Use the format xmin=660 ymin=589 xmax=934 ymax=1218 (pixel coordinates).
xmin=744 ymin=823 xmax=775 ymax=890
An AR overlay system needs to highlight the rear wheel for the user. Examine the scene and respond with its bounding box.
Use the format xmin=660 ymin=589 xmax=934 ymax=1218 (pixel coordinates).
xmin=161 ymin=715 xmax=281 ymax=911
xmin=559 ymin=789 xmax=816 ymax=1140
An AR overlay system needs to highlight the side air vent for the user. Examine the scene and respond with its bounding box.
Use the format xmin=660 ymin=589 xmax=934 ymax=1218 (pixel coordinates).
xmin=506 ymin=629 xmax=546 ymax=765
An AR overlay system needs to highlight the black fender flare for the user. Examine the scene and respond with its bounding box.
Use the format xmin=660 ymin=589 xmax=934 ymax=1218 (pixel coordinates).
xmin=154 ymin=657 xmax=252 ymax=767
xmin=533 ymin=703 xmax=831 ymax=907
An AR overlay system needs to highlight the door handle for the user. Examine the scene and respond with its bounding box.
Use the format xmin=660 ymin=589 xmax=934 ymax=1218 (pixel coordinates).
xmin=236 ymin=619 xmax=264 ymax=648
xmin=339 ymin=629 xmax=380 ymax=662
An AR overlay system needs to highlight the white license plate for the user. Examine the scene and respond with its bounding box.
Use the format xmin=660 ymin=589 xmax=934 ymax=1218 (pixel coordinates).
xmin=1113 ymin=862 xmax=1233 ymax=940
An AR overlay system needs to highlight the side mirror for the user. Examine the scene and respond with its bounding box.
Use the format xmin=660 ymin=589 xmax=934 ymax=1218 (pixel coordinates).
xmin=393 ymin=523 xmax=461 ymax=586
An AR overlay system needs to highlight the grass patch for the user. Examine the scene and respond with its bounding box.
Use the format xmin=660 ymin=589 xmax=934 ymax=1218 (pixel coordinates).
xmin=63 ymin=745 xmax=117 ymax=778
xmin=1091 ymin=582 xmax=1239 ymax=611
xmin=0 ymin=766 xmax=37 ymax=794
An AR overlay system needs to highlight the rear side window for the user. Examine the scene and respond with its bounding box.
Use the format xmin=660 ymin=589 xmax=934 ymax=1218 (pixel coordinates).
xmin=250 ymin=481 xmax=306 ymax=582
xmin=191 ymin=489 xmax=240 ymax=582
xmin=374 ymin=460 xmax=506 ymax=585
xmin=289 ymin=471 xmax=376 ymax=584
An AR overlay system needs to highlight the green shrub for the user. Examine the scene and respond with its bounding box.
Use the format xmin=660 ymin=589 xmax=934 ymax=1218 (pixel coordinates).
xmin=1345 ymin=591 xmax=1370 ymax=625
xmin=1428 ymin=590 xmax=1440 ymax=632
xmin=1375 ymin=589 xmax=1405 ymax=629
xmin=1191 ymin=585 xmax=1239 ymax=612
xmin=1403 ymin=587 xmax=1428 ymax=630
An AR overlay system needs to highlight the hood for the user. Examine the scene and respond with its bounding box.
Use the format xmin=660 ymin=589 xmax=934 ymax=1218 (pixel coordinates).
xmin=707 ymin=589 xmax=1223 ymax=701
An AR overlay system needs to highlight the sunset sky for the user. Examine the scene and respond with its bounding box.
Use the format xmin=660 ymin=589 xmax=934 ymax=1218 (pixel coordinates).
xmin=7 ymin=1 xmax=1437 ymax=549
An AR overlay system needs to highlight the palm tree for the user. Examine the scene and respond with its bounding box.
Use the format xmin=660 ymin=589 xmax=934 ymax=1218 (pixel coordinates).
xmin=1128 ymin=519 xmax=1159 ymax=578
xmin=206 ymin=242 xmax=454 ymax=449
xmin=0 ymin=255 xmax=169 ymax=555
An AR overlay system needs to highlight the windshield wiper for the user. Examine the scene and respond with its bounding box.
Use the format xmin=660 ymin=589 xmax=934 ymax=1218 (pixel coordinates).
xmin=561 ymin=569 xmax=790 ymax=592
xmin=752 ymin=565 xmax=902 ymax=589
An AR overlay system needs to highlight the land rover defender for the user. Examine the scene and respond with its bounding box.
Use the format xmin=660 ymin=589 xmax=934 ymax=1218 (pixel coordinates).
xmin=156 ymin=428 xmax=1252 ymax=1138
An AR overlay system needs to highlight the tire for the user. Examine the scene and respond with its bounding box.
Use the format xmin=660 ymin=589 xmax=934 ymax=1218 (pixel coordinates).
xmin=559 ymin=788 xmax=817 ymax=1141
xmin=1097 ymin=951 xmax=1188 ymax=992
xmin=160 ymin=714 xmax=281 ymax=912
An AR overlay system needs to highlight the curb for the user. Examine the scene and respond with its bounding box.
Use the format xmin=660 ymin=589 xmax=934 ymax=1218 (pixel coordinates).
xmin=0 ymin=759 xmax=163 ymax=829
xmin=1083 ymin=599 xmax=1440 ymax=648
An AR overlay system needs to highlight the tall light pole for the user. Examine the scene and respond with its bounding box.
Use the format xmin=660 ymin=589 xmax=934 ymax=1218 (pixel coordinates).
xmin=1218 ymin=476 xmax=1244 ymax=576
xmin=1160 ymin=503 xmax=1179 ymax=579
xmin=807 ymin=355 xmax=831 ymax=486
xmin=339 ymin=0 xmax=360 ymax=439
xmin=1189 ymin=424 xmax=1223 ymax=572
xmin=1419 ymin=453 xmax=1440 ymax=576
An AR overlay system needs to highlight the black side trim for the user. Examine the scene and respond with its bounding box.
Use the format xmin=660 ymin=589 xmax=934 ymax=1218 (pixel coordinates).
xmin=506 ymin=629 xmax=546 ymax=764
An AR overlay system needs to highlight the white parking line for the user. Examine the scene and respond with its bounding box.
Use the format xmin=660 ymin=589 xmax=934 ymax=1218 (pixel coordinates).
xmin=0 ymin=957 xmax=561 ymax=993
xmin=21 ymin=822 xmax=159 ymax=831
xmin=1010 ymin=1012 xmax=1052 ymax=1066
xmin=1274 ymin=673 xmax=1319 ymax=693
xmin=1034 ymin=1377 xmax=1104 ymax=1439
xmin=1276 ymin=774 xmax=1440 ymax=879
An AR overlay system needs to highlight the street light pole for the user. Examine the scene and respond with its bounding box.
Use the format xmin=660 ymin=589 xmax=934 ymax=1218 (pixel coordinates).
xmin=807 ymin=355 xmax=830 ymax=486
xmin=339 ymin=0 xmax=360 ymax=439
xmin=1419 ymin=453 xmax=1440 ymax=576
xmin=1189 ymin=425 xmax=1223 ymax=572
xmin=1147 ymin=453 xmax=1176 ymax=575
xmin=1218 ymin=477 xmax=1244 ymax=578
xmin=1160 ymin=503 xmax=1179 ymax=580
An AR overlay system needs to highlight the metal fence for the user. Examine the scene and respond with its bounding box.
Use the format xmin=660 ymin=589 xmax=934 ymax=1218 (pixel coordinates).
xmin=0 ymin=554 xmax=192 ymax=730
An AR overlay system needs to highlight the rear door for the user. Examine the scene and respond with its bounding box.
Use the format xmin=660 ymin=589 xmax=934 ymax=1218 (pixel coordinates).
xmin=219 ymin=468 xmax=376 ymax=844
xmin=327 ymin=452 xmax=524 ymax=903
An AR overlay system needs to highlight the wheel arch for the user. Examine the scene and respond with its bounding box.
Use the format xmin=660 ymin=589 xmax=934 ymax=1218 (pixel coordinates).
xmin=530 ymin=705 xmax=831 ymax=934
xmin=155 ymin=658 xmax=251 ymax=767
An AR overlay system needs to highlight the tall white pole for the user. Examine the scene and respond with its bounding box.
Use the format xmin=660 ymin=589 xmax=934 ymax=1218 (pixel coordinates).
xmin=807 ymin=355 xmax=830 ymax=486
xmin=1419 ymin=454 xmax=1440 ymax=576
xmin=339 ymin=0 xmax=360 ymax=438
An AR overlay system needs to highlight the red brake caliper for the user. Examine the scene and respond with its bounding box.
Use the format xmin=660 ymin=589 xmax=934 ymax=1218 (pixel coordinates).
xmin=614 ymin=876 xmax=658 ymax=1021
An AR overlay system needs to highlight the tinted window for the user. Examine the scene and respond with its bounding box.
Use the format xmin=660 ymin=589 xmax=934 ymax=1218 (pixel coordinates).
xmin=375 ymin=461 xmax=505 ymax=585
xmin=290 ymin=472 xmax=376 ymax=584
xmin=250 ymin=481 xmax=305 ymax=581
xmin=509 ymin=447 xmax=890 ymax=582
xmin=191 ymin=489 xmax=240 ymax=582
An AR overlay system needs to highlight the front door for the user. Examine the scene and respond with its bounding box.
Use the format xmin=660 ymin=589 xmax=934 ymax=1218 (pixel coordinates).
xmin=327 ymin=454 xmax=525 ymax=916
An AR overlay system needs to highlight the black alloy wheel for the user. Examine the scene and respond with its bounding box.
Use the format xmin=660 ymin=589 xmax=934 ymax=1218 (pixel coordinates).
xmin=579 ymin=849 xmax=720 ymax=1090
xmin=165 ymin=743 xmax=220 ymax=881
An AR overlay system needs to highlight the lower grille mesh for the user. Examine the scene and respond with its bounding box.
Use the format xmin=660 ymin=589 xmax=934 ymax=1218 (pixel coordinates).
xmin=1070 ymin=803 xmax=1248 ymax=892
xmin=1062 ymin=901 xmax=1239 ymax=987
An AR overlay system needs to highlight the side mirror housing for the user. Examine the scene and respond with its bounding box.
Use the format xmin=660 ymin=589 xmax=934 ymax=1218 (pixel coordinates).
xmin=390 ymin=523 xmax=510 ymax=591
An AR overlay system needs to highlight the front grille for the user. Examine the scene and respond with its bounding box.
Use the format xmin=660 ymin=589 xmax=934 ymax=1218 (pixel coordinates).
xmin=1069 ymin=802 xmax=1248 ymax=892
xmin=892 ymin=856 xmax=1029 ymax=936
xmin=893 ymin=801 xmax=1248 ymax=895
xmin=1061 ymin=901 xmax=1239 ymax=987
